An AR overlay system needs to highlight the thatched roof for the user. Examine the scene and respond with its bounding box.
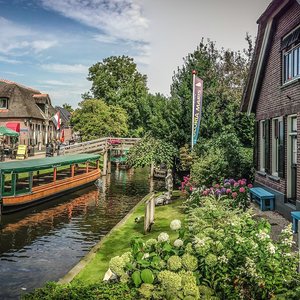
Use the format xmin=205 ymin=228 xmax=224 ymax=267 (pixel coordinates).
xmin=0 ymin=79 xmax=56 ymax=120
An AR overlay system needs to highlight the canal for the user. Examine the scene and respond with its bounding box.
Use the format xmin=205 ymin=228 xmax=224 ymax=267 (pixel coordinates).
xmin=0 ymin=167 xmax=161 ymax=299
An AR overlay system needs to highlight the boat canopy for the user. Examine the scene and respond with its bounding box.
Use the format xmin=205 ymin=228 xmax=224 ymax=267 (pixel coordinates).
xmin=0 ymin=153 xmax=101 ymax=173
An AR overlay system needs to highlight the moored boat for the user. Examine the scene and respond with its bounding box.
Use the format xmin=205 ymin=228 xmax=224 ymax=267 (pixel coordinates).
xmin=0 ymin=153 xmax=101 ymax=214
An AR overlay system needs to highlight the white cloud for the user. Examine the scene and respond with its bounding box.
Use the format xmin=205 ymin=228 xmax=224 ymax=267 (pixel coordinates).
xmin=40 ymin=0 xmax=149 ymax=43
xmin=40 ymin=63 xmax=89 ymax=74
xmin=0 ymin=55 xmax=21 ymax=64
xmin=0 ymin=17 xmax=57 ymax=55
xmin=31 ymin=40 xmax=58 ymax=53
xmin=93 ymin=34 xmax=118 ymax=44
xmin=3 ymin=71 xmax=24 ymax=76
xmin=39 ymin=80 xmax=73 ymax=86
xmin=132 ymin=43 xmax=151 ymax=65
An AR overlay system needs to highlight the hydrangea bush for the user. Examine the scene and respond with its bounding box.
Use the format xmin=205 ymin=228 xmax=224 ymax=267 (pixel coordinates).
xmin=194 ymin=178 xmax=253 ymax=211
xmin=107 ymin=197 xmax=299 ymax=299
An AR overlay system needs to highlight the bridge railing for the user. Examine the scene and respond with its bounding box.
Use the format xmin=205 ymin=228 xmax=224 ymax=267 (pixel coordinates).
xmin=63 ymin=137 xmax=140 ymax=155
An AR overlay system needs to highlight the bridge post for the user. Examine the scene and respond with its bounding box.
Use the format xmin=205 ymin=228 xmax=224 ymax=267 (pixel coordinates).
xmin=103 ymin=151 xmax=108 ymax=176
xmin=107 ymin=149 xmax=111 ymax=174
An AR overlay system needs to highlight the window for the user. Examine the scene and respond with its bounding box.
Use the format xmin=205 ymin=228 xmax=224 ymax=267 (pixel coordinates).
xmin=282 ymin=25 xmax=300 ymax=84
xmin=0 ymin=97 xmax=8 ymax=109
xmin=272 ymin=117 xmax=284 ymax=176
xmin=260 ymin=120 xmax=266 ymax=171
xmin=284 ymin=46 xmax=300 ymax=83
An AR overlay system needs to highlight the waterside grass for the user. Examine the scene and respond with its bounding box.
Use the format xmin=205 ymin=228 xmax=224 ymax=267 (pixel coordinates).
xmin=72 ymin=190 xmax=186 ymax=284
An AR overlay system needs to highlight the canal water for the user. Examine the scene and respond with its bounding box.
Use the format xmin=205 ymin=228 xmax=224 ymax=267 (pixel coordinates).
xmin=0 ymin=167 xmax=162 ymax=299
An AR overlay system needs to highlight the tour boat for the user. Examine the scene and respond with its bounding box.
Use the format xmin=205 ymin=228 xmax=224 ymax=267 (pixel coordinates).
xmin=0 ymin=153 xmax=101 ymax=214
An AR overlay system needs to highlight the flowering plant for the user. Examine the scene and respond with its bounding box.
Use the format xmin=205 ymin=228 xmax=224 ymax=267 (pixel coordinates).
xmin=201 ymin=178 xmax=252 ymax=210
xmin=180 ymin=175 xmax=195 ymax=194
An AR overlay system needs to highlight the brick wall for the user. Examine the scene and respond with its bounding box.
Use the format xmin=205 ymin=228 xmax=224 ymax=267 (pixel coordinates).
xmin=255 ymin=1 xmax=300 ymax=202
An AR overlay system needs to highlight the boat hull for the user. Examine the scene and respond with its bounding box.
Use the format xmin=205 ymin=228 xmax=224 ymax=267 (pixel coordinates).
xmin=2 ymin=169 xmax=101 ymax=214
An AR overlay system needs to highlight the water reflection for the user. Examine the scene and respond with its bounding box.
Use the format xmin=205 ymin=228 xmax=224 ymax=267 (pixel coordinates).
xmin=0 ymin=167 xmax=163 ymax=300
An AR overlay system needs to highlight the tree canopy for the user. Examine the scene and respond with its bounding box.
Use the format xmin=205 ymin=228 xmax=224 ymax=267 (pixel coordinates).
xmin=170 ymin=37 xmax=254 ymax=148
xmin=62 ymin=103 xmax=74 ymax=113
xmin=71 ymin=99 xmax=128 ymax=141
xmin=127 ymin=134 xmax=176 ymax=168
xmin=86 ymin=55 xmax=148 ymax=136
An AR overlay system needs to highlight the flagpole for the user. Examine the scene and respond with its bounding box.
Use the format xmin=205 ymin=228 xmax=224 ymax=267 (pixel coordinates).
xmin=191 ymin=70 xmax=196 ymax=150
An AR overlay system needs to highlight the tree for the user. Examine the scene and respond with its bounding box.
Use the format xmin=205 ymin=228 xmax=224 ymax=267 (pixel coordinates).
xmin=86 ymin=55 xmax=148 ymax=135
xmin=71 ymin=99 xmax=128 ymax=141
xmin=170 ymin=38 xmax=254 ymax=148
xmin=144 ymin=93 xmax=184 ymax=147
xmin=127 ymin=134 xmax=176 ymax=169
xmin=62 ymin=103 xmax=74 ymax=113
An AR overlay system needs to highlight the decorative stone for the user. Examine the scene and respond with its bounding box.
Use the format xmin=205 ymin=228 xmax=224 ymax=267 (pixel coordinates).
xmin=103 ymin=268 xmax=117 ymax=281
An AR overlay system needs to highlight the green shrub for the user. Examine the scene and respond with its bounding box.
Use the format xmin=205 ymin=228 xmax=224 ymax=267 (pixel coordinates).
xmin=22 ymin=282 xmax=138 ymax=300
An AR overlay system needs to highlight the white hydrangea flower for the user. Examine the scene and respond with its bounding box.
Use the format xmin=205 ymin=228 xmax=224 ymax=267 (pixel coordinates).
xmin=267 ymin=242 xmax=276 ymax=254
xmin=193 ymin=236 xmax=206 ymax=247
xmin=245 ymin=257 xmax=258 ymax=278
xmin=282 ymin=237 xmax=295 ymax=247
xmin=170 ymin=219 xmax=182 ymax=231
xmin=174 ymin=239 xmax=184 ymax=248
xmin=256 ymin=231 xmax=270 ymax=240
xmin=158 ymin=232 xmax=170 ymax=243
xmin=219 ymin=255 xmax=228 ymax=264
xmin=282 ymin=224 xmax=293 ymax=235
xmin=142 ymin=253 xmax=150 ymax=259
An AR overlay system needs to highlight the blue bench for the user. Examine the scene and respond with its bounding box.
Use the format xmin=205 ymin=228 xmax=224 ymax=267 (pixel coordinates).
xmin=249 ymin=187 xmax=275 ymax=211
xmin=291 ymin=211 xmax=300 ymax=233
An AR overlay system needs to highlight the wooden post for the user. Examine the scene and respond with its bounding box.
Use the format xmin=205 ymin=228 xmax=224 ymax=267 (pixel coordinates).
xmin=107 ymin=149 xmax=111 ymax=174
xmin=150 ymin=162 xmax=154 ymax=178
xmin=144 ymin=194 xmax=155 ymax=233
xmin=103 ymin=151 xmax=108 ymax=176
xmin=86 ymin=162 xmax=89 ymax=173
xmin=53 ymin=167 xmax=57 ymax=182
xmin=71 ymin=165 xmax=75 ymax=177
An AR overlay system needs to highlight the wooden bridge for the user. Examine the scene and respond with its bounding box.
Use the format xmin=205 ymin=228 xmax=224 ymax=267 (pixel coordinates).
xmin=63 ymin=137 xmax=140 ymax=175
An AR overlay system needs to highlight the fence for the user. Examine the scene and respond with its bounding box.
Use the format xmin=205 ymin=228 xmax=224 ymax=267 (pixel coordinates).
xmin=144 ymin=194 xmax=155 ymax=233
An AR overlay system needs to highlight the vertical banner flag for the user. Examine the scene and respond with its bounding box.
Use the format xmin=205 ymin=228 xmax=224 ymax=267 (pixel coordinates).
xmin=54 ymin=111 xmax=61 ymax=130
xmin=192 ymin=72 xmax=203 ymax=148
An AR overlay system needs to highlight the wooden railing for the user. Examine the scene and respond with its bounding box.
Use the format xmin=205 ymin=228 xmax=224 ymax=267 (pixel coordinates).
xmin=63 ymin=137 xmax=140 ymax=155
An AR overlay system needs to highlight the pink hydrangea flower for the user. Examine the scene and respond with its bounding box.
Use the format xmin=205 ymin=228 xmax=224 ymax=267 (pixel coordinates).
xmin=215 ymin=184 xmax=220 ymax=188
xmin=234 ymin=182 xmax=239 ymax=188
xmin=226 ymin=189 xmax=231 ymax=194
xmin=239 ymin=187 xmax=245 ymax=193
xmin=202 ymin=190 xmax=208 ymax=196
xmin=248 ymin=184 xmax=253 ymax=188
xmin=232 ymin=192 xmax=238 ymax=198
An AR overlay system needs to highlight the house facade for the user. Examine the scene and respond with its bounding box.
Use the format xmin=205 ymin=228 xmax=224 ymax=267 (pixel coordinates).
xmin=55 ymin=106 xmax=73 ymax=143
xmin=241 ymin=0 xmax=300 ymax=219
xmin=0 ymin=79 xmax=57 ymax=150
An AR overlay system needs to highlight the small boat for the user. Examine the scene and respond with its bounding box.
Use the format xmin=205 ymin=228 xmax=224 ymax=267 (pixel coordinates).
xmin=0 ymin=153 xmax=101 ymax=214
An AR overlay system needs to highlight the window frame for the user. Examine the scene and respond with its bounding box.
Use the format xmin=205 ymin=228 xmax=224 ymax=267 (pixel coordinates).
xmin=260 ymin=120 xmax=266 ymax=172
xmin=283 ymin=44 xmax=300 ymax=84
xmin=272 ymin=117 xmax=283 ymax=177
xmin=0 ymin=97 xmax=8 ymax=109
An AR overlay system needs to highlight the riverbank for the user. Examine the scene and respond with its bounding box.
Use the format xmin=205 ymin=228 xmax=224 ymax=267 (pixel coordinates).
xmin=60 ymin=190 xmax=186 ymax=285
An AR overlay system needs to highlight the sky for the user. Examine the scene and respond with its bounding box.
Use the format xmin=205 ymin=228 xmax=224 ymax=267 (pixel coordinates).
xmin=0 ymin=0 xmax=271 ymax=108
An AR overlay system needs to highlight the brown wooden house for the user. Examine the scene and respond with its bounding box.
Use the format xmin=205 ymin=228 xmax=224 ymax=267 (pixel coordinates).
xmin=0 ymin=79 xmax=57 ymax=150
xmin=241 ymin=0 xmax=300 ymax=219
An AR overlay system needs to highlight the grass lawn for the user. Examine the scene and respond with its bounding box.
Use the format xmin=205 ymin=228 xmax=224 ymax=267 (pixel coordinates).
xmin=73 ymin=190 xmax=186 ymax=284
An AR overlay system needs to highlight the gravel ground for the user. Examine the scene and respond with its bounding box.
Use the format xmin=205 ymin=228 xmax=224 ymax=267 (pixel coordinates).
xmin=250 ymin=203 xmax=298 ymax=249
